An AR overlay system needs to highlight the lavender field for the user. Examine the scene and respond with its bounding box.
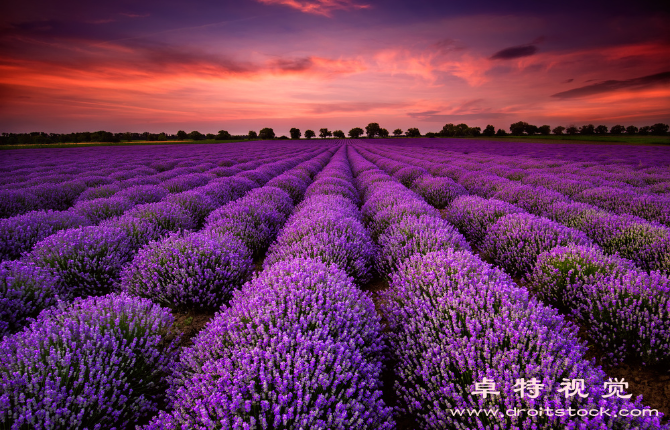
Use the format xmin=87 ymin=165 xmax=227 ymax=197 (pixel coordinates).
xmin=0 ymin=139 xmax=668 ymax=429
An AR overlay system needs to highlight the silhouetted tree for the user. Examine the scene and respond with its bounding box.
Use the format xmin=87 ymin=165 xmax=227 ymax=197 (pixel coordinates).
xmin=406 ymin=127 xmax=421 ymax=137
xmin=441 ymin=123 xmax=456 ymax=137
xmin=177 ymin=130 xmax=188 ymax=140
xmin=565 ymin=126 xmax=579 ymax=135
xmin=482 ymin=125 xmax=495 ymax=136
xmin=525 ymin=124 xmax=539 ymax=135
xmin=304 ymin=129 xmax=315 ymax=139
xmin=91 ymin=131 xmax=116 ymax=142
xmin=454 ymin=123 xmax=470 ymax=136
xmin=248 ymin=130 xmax=258 ymax=139
xmin=206 ymin=133 xmax=216 ymax=140
xmin=365 ymin=123 xmax=381 ymax=138
xmin=579 ymin=124 xmax=595 ymax=135
xmin=349 ymin=127 xmax=364 ymax=138
xmin=495 ymin=128 xmax=507 ymax=136
xmin=639 ymin=126 xmax=651 ymax=136
xmin=319 ymin=128 xmax=332 ymax=138
xmin=538 ymin=125 xmax=551 ymax=135
xmin=189 ymin=131 xmax=204 ymax=140
xmin=393 ymin=128 xmax=403 ymax=137
xmin=650 ymin=123 xmax=669 ymax=135
xmin=610 ymin=125 xmax=625 ymax=135
xmin=425 ymin=132 xmax=437 ymax=138
xmin=379 ymin=128 xmax=390 ymax=138
xmin=469 ymin=126 xmax=481 ymax=137
xmin=595 ymin=125 xmax=608 ymax=134
xmin=278 ymin=135 xmax=289 ymax=140
xmin=552 ymin=126 xmax=565 ymax=135
xmin=259 ymin=128 xmax=275 ymax=139
xmin=510 ymin=121 xmax=528 ymax=136
xmin=289 ymin=128 xmax=301 ymax=139
xmin=333 ymin=130 xmax=345 ymax=138
xmin=625 ymin=125 xmax=638 ymax=135
xmin=217 ymin=130 xmax=232 ymax=139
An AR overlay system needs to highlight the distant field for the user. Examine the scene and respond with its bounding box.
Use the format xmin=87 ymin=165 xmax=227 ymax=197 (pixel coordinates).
xmin=0 ymin=139 xmax=249 ymax=150
xmin=470 ymin=134 xmax=670 ymax=145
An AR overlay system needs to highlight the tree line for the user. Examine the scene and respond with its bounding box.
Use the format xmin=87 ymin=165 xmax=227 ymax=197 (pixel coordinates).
xmin=2 ymin=122 xmax=668 ymax=145
xmin=486 ymin=122 xmax=670 ymax=137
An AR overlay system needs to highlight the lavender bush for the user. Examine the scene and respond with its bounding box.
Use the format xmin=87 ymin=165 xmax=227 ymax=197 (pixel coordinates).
xmin=481 ymin=213 xmax=592 ymax=276
xmin=577 ymin=270 xmax=670 ymax=365
xmin=120 ymin=231 xmax=253 ymax=311
xmin=72 ymin=195 xmax=134 ymax=223
xmin=444 ymin=195 xmax=525 ymax=247
xmin=27 ymin=225 xmax=134 ymax=298
xmin=0 ymin=190 xmax=38 ymax=218
xmin=381 ymin=249 xmax=662 ymax=429
xmin=115 ymin=184 xmax=168 ymax=204
xmin=76 ymin=183 xmax=122 ymax=201
xmin=0 ymin=293 xmax=178 ymax=429
xmin=265 ymin=214 xmax=376 ymax=284
xmin=123 ymin=201 xmax=196 ymax=233
xmin=528 ymin=245 xmax=636 ymax=311
xmin=375 ymin=214 xmax=471 ymax=276
xmin=410 ymin=176 xmax=467 ymax=209
xmin=150 ymin=258 xmax=392 ymax=429
xmin=164 ymin=190 xmax=218 ymax=228
xmin=0 ymin=210 xmax=90 ymax=261
xmin=0 ymin=261 xmax=59 ymax=337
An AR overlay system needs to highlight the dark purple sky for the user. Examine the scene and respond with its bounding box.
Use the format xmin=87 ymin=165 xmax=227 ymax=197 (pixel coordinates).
xmin=1 ymin=0 xmax=669 ymax=134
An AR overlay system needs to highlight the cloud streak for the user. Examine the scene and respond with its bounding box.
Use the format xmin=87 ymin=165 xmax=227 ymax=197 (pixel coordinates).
xmin=550 ymin=71 xmax=670 ymax=99
xmin=490 ymin=44 xmax=538 ymax=60
xmin=256 ymin=0 xmax=370 ymax=16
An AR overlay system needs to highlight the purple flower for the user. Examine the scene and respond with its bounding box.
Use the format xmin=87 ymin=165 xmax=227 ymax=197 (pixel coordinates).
xmin=481 ymin=213 xmax=592 ymax=276
xmin=0 ymin=293 xmax=178 ymax=429
xmin=27 ymin=225 xmax=134 ymax=298
xmin=0 ymin=260 xmax=59 ymax=336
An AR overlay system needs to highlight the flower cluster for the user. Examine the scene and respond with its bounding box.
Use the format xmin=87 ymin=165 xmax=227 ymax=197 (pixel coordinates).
xmin=379 ymin=249 xmax=662 ymax=429
xmin=409 ymin=175 xmax=467 ymax=209
xmin=481 ymin=213 xmax=592 ymax=276
xmin=443 ymin=195 xmax=525 ymax=247
xmin=146 ymin=258 xmax=392 ymax=429
xmin=0 ymin=260 xmax=59 ymax=336
xmin=72 ymin=195 xmax=135 ymax=223
xmin=121 ymin=231 xmax=253 ymax=310
xmin=0 ymin=209 xmax=90 ymax=260
xmin=27 ymin=225 xmax=134 ymax=298
xmin=0 ymin=293 xmax=178 ymax=429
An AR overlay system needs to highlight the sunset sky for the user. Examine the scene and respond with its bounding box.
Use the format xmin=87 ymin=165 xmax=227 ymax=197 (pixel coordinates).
xmin=1 ymin=0 xmax=669 ymax=135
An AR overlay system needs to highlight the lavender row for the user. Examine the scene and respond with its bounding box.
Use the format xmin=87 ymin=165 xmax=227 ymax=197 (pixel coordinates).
xmin=407 ymin=145 xmax=670 ymax=225
xmin=347 ymin=145 xmax=665 ymax=429
xmin=0 ymin=149 xmax=335 ymax=429
xmin=0 ymin=151 xmax=310 ymax=261
xmin=0 ymin=144 xmax=312 ymax=218
xmin=120 ymin=149 xmax=335 ymax=311
xmin=354 ymin=144 xmax=670 ymax=366
xmin=406 ymin=138 xmax=670 ymax=191
xmin=358 ymin=144 xmax=670 ymax=274
xmin=0 ymin=150 xmax=326 ymax=338
xmin=145 ymin=146 xmax=394 ymax=429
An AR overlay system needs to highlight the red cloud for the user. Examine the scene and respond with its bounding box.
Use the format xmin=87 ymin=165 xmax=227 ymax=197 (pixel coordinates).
xmin=256 ymin=0 xmax=370 ymax=16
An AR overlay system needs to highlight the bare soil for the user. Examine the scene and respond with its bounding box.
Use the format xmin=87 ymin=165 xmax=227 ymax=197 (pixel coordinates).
xmin=362 ymin=275 xmax=419 ymax=430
